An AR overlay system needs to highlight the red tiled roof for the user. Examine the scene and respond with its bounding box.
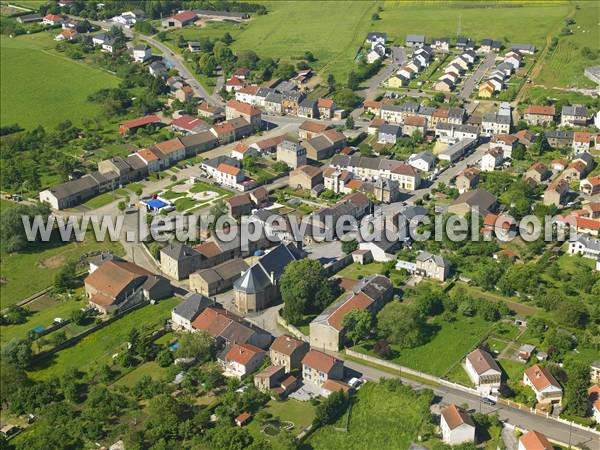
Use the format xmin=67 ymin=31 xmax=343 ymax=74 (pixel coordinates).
xmin=226 ymin=343 xmax=264 ymax=365
xmin=440 ymin=404 xmax=474 ymax=430
xmin=327 ymin=292 xmax=373 ymax=331
xmin=153 ymin=138 xmax=184 ymax=154
xmin=524 ymin=105 xmax=555 ymax=116
xmin=120 ymin=115 xmax=161 ymax=130
xmin=519 ymin=431 xmax=552 ymax=450
xmin=137 ymin=148 xmax=159 ymax=162
xmin=299 ymin=120 xmax=330 ymax=133
xmin=217 ymin=163 xmax=241 ymax=176
xmin=524 ymin=364 xmax=561 ymax=392
xmin=391 ymin=164 xmax=418 ymax=177
xmin=404 ymin=115 xmax=426 ymax=127
xmin=85 ymin=260 xmax=152 ymax=300
xmin=226 ymin=76 xmax=245 ymax=86
xmin=573 ymin=131 xmax=591 ymax=143
xmin=191 ymin=307 xmax=232 ymax=336
xmin=226 ymin=99 xmax=261 ymax=116
xmin=237 ymin=85 xmax=259 ymax=95
xmin=171 ymin=114 xmax=206 ymax=131
xmin=270 ymin=335 xmax=306 ymax=356
xmin=301 ymin=349 xmax=341 ymax=373
xmin=172 ymin=10 xmax=197 ymax=23
xmin=363 ymin=100 xmax=382 ymax=109
xmin=318 ymin=98 xmax=335 ymax=109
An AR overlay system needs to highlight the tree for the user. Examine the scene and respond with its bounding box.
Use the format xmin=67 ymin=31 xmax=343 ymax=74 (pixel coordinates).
xmin=376 ymin=303 xmax=427 ymax=348
xmin=563 ymin=361 xmax=589 ymax=416
xmin=327 ymin=73 xmax=336 ymax=90
xmin=314 ymin=391 xmax=349 ymax=425
xmin=373 ymin=339 xmax=391 ymax=358
xmin=1 ymin=339 xmax=32 ymax=368
xmin=0 ymin=202 xmax=50 ymax=253
xmin=371 ymin=12 xmax=380 ymax=20
xmin=347 ymin=71 xmax=359 ymax=90
xmin=280 ymin=259 xmax=335 ymax=325
xmin=274 ymin=63 xmax=295 ymax=80
xmin=156 ymin=348 xmax=174 ymax=367
xmin=341 ymin=239 xmax=358 ymax=254
xmin=176 ymin=331 xmax=214 ymax=362
xmin=54 ymin=259 xmax=80 ymax=292
xmin=557 ymin=300 xmax=589 ymax=328
xmin=345 ymin=115 xmax=355 ymax=129
xmin=117 ymin=200 xmax=126 ymax=212
xmin=333 ymin=88 xmax=362 ymax=109
xmin=342 ymin=309 xmax=372 ymax=346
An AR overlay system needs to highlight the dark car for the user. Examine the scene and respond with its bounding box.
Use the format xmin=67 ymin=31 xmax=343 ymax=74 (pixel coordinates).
xmin=481 ymin=397 xmax=496 ymax=406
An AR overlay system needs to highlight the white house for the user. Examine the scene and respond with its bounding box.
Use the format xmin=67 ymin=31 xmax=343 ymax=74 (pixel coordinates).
xmin=480 ymin=148 xmax=503 ymax=172
xmin=131 ymin=44 xmax=152 ymax=63
xmin=518 ymin=430 xmax=553 ymax=450
xmin=465 ymin=348 xmax=502 ymax=395
xmin=408 ymin=151 xmax=436 ymax=172
xmin=568 ymin=234 xmax=600 ymax=260
xmin=222 ymin=343 xmax=265 ymax=379
xmin=215 ymin=163 xmax=244 ymax=189
xmin=440 ymin=404 xmax=475 ymax=446
xmin=523 ymin=364 xmax=563 ymax=405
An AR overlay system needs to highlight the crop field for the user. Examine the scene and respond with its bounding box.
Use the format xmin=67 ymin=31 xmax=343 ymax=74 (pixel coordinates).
xmin=376 ymin=1 xmax=569 ymax=48
xmin=0 ymin=33 xmax=119 ymax=130
xmin=535 ymin=2 xmax=599 ymax=88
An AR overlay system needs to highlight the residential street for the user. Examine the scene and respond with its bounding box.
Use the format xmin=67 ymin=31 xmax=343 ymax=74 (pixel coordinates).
xmin=459 ymin=52 xmax=497 ymax=99
xmin=341 ymin=358 xmax=599 ymax=449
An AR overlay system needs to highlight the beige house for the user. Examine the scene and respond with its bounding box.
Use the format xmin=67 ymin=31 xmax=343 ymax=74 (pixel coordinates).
xmin=189 ymin=258 xmax=249 ymax=296
xmin=301 ymin=349 xmax=344 ymax=387
xmin=455 ymin=167 xmax=480 ymax=193
xmin=523 ymin=105 xmax=555 ymax=126
xmin=289 ymin=165 xmax=323 ymax=190
xmin=276 ymin=137 xmax=307 ymax=169
xmin=447 ymin=188 xmax=497 ymax=217
xmin=254 ymin=365 xmax=285 ymax=392
xmin=415 ymin=251 xmax=451 ymax=282
xmin=233 ymin=243 xmax=301 ymax=314
xmin=543 ymin=179 xmax=569 ymax=207
xmin=269 ymin=335 xmax=309 ymax=372
xmin=525 ymin=162 xmax=550 ymax=184
xmin=310 ymin=275 xmax=393 ymax=352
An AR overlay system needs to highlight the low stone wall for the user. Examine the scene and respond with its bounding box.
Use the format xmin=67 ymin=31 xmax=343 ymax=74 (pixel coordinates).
xmin=323 ymin=254 xmax=353 ymax=276
xmin=276 ymin=313 xmax=309 ymax=342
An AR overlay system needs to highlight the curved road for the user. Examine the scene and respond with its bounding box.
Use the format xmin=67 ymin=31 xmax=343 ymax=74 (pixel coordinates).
xmin=69 ymin=16 xmax=224 ymax=105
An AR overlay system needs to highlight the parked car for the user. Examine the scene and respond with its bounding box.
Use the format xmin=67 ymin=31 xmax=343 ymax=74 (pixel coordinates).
xmin=481 ymin=397 xmax=496 ymax=406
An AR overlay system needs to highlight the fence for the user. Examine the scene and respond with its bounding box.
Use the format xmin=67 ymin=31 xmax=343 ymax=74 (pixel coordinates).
xmin=276 ymin=314 xmax=309 ymax=342
xmin=345 ymin=349 xmax=600 ymax=437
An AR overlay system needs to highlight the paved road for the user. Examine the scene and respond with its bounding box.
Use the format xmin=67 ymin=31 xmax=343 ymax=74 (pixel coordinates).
xmin=459 ymin=52 xmax=497 ymax=100
xmin=71 ymin=16 xmax=223 ymax=105
xmin=341 ymin=357 xmax=599 ymax=448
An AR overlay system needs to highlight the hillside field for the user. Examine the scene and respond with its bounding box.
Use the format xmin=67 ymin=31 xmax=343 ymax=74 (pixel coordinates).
xmin=0 ymin=33 xmax=119 ymax=130
xmin=535 ymin=2 xmax=599 ymax=88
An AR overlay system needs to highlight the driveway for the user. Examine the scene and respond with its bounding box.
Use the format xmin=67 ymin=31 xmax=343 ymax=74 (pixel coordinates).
xmin=459 ymin=52 xmax=497 ymax=100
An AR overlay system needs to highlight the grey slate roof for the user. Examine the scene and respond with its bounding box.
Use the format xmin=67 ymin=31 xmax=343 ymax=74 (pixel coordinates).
xmin=562 ymin=105 xmax=588 ymax=117
xmin=173 ymin=293 xmax=213 ymax=321
xmin=379 ymin=124 xmax=402 ymax=136
xmin=406 ymin=34 xmax=425 ymax=43
xmin=511 ymin=43 xmax=536 ymax=53
xmin=161 ymin=241 xmax=199 ymax=260
xmin=416 ymin=251 xmax=450 ymax=268
xmin=483 ymin=113 xmax=511 ymax=125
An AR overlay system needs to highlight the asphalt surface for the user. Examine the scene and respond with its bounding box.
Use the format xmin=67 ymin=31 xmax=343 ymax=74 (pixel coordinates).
xmin=459 ymin=52 xmax=497 ymax=100
xmin=342 ymin=357 xmax=599 ymax=448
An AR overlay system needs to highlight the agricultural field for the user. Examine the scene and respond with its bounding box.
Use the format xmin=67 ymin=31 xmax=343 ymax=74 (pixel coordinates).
xmin=28 ymin=297 xmax=179 ymax=380
xmin=0 ymin=33 xmax=120 ymax=130
xmin=0 ymin=236 xmax=124 ymax=308
xmin=308 ymin=382 xmax=433 ymax=450
xmin=376 ymin=1 xmax=570 ymax=48
xmin=535 ymin=2 xmax=599 ymax=88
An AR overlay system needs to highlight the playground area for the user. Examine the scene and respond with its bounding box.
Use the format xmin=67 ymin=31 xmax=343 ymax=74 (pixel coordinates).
xmin=155 ymin=179 xmax=232 ymax=213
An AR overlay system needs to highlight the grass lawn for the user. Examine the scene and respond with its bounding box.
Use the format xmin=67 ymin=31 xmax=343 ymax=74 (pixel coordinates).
xmin=82 ymin=191 xmax=126 ymax=209
xmin=308 ymin=382 xmax=432 ymax=450
xmin=0 ymin=236 xmax=124 ymax=309
xmin=28 ymin=297 xmax=179 ymax=380
xmin=0 ymin=295 xmax=85 ymax=345
xmin=0 ymin=33 xmax=119 ymax=129
xmin=353 ymin=313 xmax=494 ymax=377
xmin=174 ymin=197 xmax=197 ymax=211
xmin=338 ymin=262 xmax=385 ymax=280
xmin=497 ymin=356 xmax=528 ymax=382
xmin=246 ymin=399 xmax=315 ymax=449
xmin=112 ymin=361 xmax=170 ymax=388
xmin=446 ymin=363 xmax=474 ymax=387
xmin=535 ymin=2 xmax=599 ymax=88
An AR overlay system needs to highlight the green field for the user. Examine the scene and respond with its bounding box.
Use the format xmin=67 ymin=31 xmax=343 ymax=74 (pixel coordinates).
xmin=308 ymin=382 xmax=432 ymax=450
xmin=0 ymin=295 xmax=84 ymax=345
xmin=112 ymin=360 xmax=170 ymax=387
xmin=28 ymin=297 xmax=179 ymax=380
xmin=0 ymin=33 xmax=119 ymax=129
xmin=536 ymin=2 xmax=599 ymax=88
xmin=376 ymin=1 xmax=569 ymax=48
xmin=354 ymin=313 xmax=493 ymax=376
xmin=0 ymin=237 xmax=124 ymax=308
